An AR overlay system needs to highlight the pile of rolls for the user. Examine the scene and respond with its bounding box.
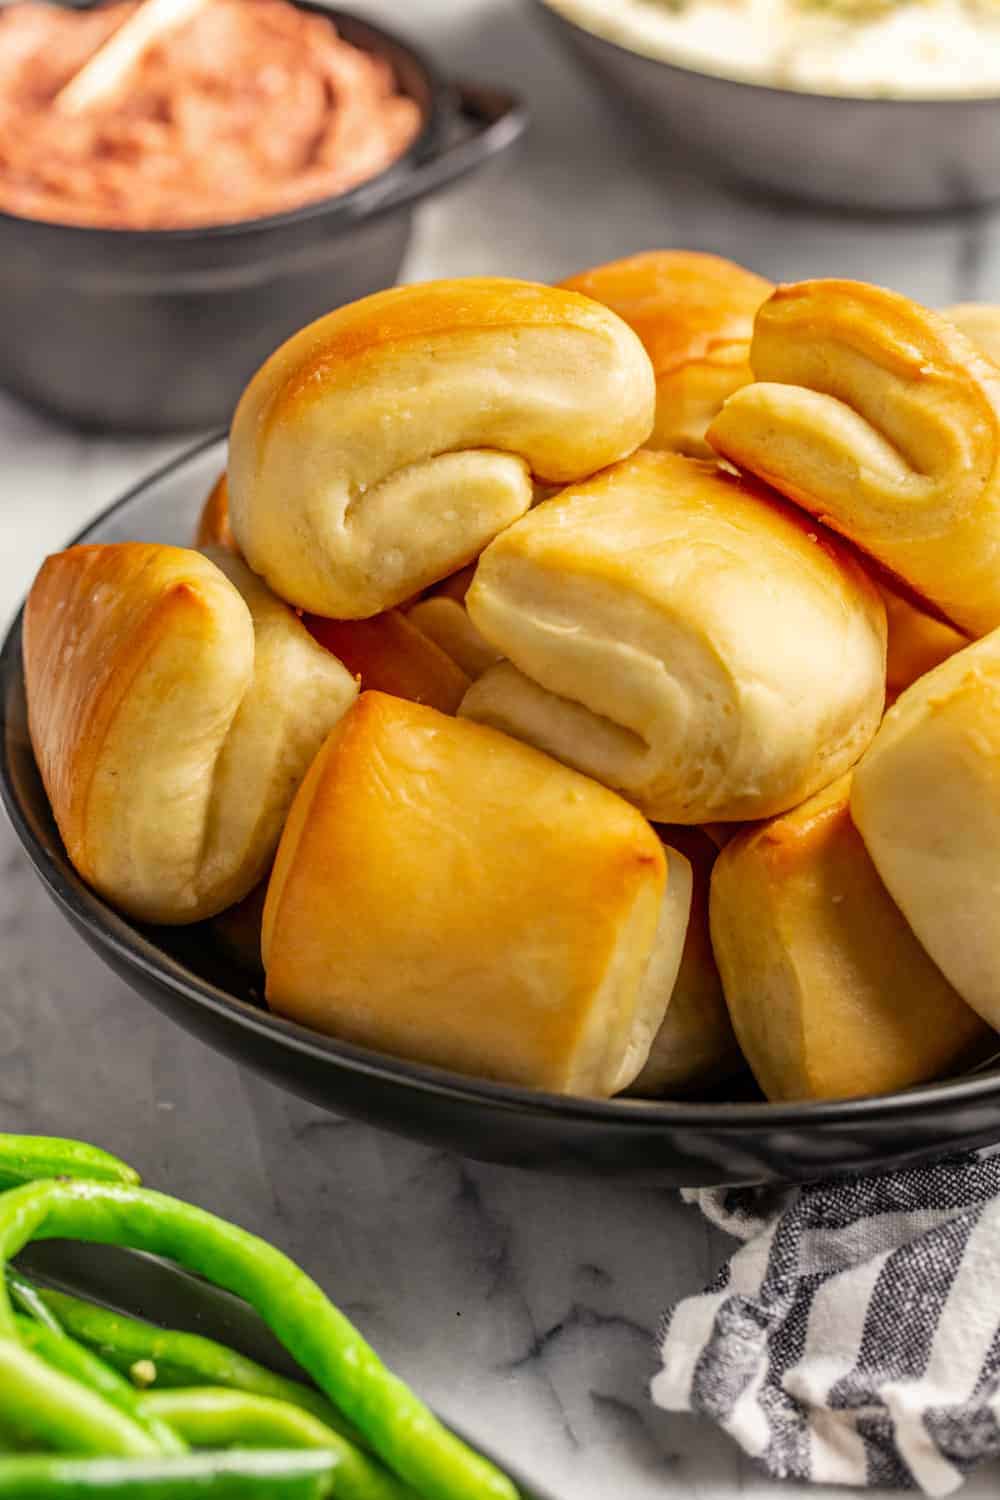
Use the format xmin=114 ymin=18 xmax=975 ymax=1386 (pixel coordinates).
xmin=25 ymin=256 xmax=1000 ymax=1102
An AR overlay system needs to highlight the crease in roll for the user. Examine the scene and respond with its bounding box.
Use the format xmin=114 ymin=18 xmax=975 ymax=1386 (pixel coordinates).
xmin=560 ymin=249 xmax=773 ymax=458
xmin=852 ymin=628 xmax=1000 ymax=1033
xmin=460 ymin=449 xmax=886 ymax=824
xmin=710 ymin=773 xmax=992 ymax=1102
xmin=228 ymin=277 xmax=656 ymax=620
xmin=708 ymin=277 xmax=1000 ymax=637
xmin=262 ymin=691 xmax=693 ymax=1097
xmin=23 ymin=542 xmax=358 ymax=925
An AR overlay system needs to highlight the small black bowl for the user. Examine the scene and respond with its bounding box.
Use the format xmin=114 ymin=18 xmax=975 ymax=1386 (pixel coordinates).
xmin=0 ymin=5 xmax=526 ymax=432
xmin=16 ymin=1240 xmax=558 ymax=1500
xmin=4 ymin=439 xmax=1000 ymax=1186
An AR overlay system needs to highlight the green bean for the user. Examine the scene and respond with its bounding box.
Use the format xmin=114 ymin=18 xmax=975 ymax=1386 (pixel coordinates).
xmin=33 ymin=1286 xmax=365 ymax=1447
xmin=0 ymin=1180 xmax=518 ymax=1500
xmin=0 ymin=1339 xmax=161 ymax=1457
xmin=0 ymin=1450 xmax=337 ymax=1496
xmin=0 ymin=1138 xmax=138 ymax=1192
xmin=13 ymin=1317 xmax=186 ymax=1456
xmin=6 ymin=1268 xmax=63 ymax=1332
xmin=140 ymin=1390 xmax=416 ymax=1500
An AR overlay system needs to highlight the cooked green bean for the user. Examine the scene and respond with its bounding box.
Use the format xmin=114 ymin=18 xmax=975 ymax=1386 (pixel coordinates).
xmin=13 ymin=1317 xmax=185 ymax=1457
xmin=0 ymin=1340 xmax=160 ymax=1457
xmin=6 ymin=1268 xmax=63 ymax=1333
xmin=0 ymin=1180 xmax=518 ymax=1500
xmin=0 ymin=1450 xmax=337 ymax=1496
xmin=140 ymin=1391 xmax=415 ymax=1500
xmin=0 ymin=1139 xmax=138 ymax=1193
xmin=33 ymin=1286 xmax=365 ymax=1446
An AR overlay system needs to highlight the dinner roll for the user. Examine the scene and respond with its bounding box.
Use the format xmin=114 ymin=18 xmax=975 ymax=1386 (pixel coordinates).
xmin=629 ymin=826 xmax=742 ymax=1096
xmin=460 ymin=450 xmax=886 ymax=823
xmin=711 ymin=775 xmax=990 ymax=1102
xmin=304 ymin=609 xmax=469 ymax=715
xmin=263 ymin=692 xmax=692 ymax=1096
xmin=708 ymin=279 xmax=1000 ymax=636
xmin=24 ymin=543 xmax=357 ymax=924
xmin=561 ymin=250 xmax=772 ymax=457
xmin=881 ymin=584 xmax=967 ymax=701
xmin=404 ymin=567 xmax=502 ymax=680
xmin=852 ymin=631 xmax=1000 ymax=1031
xmin=944 ymin=303 xmax=1000 ymax=367
xmin=196 ymin=472 xmax=235 ymax=551
xmin=228 ymin=278 xmax=656 ymax=619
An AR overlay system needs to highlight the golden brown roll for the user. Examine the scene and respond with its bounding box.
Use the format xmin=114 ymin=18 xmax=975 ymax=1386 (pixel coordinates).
xmin=711 ymin=774 xmax=990 ymax=1102
xmin=303 ymin=610 xmax=470 ymax=714
xmin=262 ymin=691 xmax=693 ymax=1096
xmin=560 ymin=250 xmax=773 ymax=457
xmin=944 ymin=303 xmax=1000 ymax=367
xmin=460 ymin=450 xmax=886 ymax=823
xmin=404 ymin=568 xmax=502 ymax=680
xmin=881 ymin=584 xmax=967 ymax=701
xmin=852 ymin=631 xmax=1000 ymax=1031
xmin=228 ymin=278 xmax=656 ymax=619
xmin=24 ymin=542 xmax=358 ymax=925
xmin=707 ymin=278 xmax=1000 ymax=637
xmin=196 ymin=472 xmax=235 ymax=551
xmin=629 ymin=826 xmax=741 ymax=1096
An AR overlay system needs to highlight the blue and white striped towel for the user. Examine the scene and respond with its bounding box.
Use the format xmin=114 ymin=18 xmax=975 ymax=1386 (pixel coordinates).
xmin=653 ymin=1153 xmax=1000 ymax=1494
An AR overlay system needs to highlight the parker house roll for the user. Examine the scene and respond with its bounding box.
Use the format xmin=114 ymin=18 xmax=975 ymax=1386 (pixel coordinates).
xmin=460 ymin=450 xmax=887 ymax=824
xmin=403 ymin=566 xmax=502 ymax=681
xmin=228 ymin=278 xmax=656 ymax=620
xmin=23 ymin=543 xmax=357 ymax=925
xmin=712 ymin=774 xmax=990 ymax=1103
xmin=263 ymin=692 xmax=693 ymax=1096
xmin=629 ymin=826 xmax=741 ymax=1097
xmin=195 ymin=472 xmax=471 ymax=715
xmin=708 ymin=278 xmax=1000 ymax=638
xmin=852 ymin=630 xmax=1000 ymax=1033
xmin=561 ymin=250 xmax=773 ymax=457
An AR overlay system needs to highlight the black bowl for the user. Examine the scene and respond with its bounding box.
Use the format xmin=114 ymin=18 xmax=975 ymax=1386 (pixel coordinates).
xmin=16 ymin=1240 xmax=558 ymax=1500
xmin=0 ymin=5 xmax=526 ymax=432
xmin=535 ymin=0 xmax=1000 ymax=212
xmin=4 ymin=438 xmax=1000 ymax=1186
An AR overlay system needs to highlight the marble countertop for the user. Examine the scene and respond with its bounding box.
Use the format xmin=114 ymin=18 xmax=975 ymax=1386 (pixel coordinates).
xmin=2 ymin=1 xmax=1000 ymax=1493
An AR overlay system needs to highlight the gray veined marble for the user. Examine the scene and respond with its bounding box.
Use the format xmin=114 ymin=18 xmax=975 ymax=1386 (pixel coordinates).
xmin=2 ymin=0 xmax=1000 ymax=1492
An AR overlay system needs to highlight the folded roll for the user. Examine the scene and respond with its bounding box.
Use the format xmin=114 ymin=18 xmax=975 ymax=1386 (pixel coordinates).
xmin=852 ymin=631 xmax=1000 ymax=1032
xmin=561 ymin=250 xmax=772 ymax=457
xmin=404 ymin=567 xmax=502 ymax=680
xmin=881 ymin=584 xmax=967 ymax=701
xmin=711 ymin=774 xmax=990 ymax=1102
xmin=460 ymin=450 xmax=886 ymax=823
xmin=262 ymin=692 xmax=693 ymax=1096
xmin=196 ymin=473 xmax=235 ymax=551
xmin=629 ymin=826 xmax=741 ymax=1096
xmin=304 ymin=610 xmax=470 ymax=715
xmin=228 ymin=278 xmax=656 ymax=619
xmin=944 ymin=303 xmax=1000 ymax=367
xmin=23 ymin=543 xmax=358 ymax=924
xmin=707 ymin=278 xmax=1000 ymax=637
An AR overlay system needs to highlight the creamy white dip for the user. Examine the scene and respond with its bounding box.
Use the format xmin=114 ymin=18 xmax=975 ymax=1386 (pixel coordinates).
xmin=545 ymin=0 xmax=1000 ymax=97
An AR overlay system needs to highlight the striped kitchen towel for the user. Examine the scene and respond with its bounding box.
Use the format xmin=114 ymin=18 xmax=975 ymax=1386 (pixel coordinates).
xmin=652 ymin=1152 xmax=1000 ymax=1494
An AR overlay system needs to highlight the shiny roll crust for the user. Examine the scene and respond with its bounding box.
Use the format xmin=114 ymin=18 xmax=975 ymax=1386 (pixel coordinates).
xmin=711 ymin=774 xmax=990 ymax=1102
xmin=23 ymin=542 xmax=358 ymax=924
xmin=708 ymin=278 xmax=1000 ymax=637
xmin=228 ymin=278 xmax=656 ymax=619
xmin=262 ymin=692 xmax=693 ymax=1097
xmin=460 ymin=450 xmax=887 ymax=823
xmin=852 ymin=631 xmax=1000 ymax=1031
xmin=629 ymin=826 xmax=741 ymax=1096
xmin=561 ymin=250 xmax=773 ymax=458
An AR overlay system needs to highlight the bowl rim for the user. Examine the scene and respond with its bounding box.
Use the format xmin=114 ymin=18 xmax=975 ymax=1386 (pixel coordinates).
xmin=535 ymin=0 xmax=1000 ymax=107
xmin=4 ymin=431 xmax=1000 ymax=1135
xmin=0 ymin=2 xmax=447 ymax=242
